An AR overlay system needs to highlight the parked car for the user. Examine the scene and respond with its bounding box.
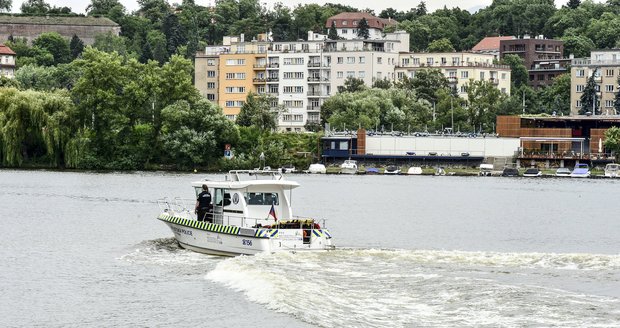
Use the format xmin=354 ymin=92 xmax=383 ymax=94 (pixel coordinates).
xmin=501 ymin=167 xmax=520 ymax=177
xmin=523 ymin=168 xmax=542 ymax=177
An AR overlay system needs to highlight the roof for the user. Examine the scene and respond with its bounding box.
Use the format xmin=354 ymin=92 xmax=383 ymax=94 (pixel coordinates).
xmin=0 ymin=15 xmax=119 ymax=26
xmin=325 ymin=12 xmax=397 ymax=30
xmin=472 ymin=36 xmax=514 ymax=52
xmin=0 ymin=44 xmax=15 ymax=55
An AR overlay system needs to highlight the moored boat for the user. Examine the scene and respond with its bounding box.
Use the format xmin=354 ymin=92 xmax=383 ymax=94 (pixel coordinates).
xmin=604 ymin=163 xmax=619 ymax=178
xmin=157 ymin=170 xmax=334 ymax=256
xmin=340 ymin=159 xmax=358 ymax=174
xmin=570 ymin=163 xmax=591 ymax=178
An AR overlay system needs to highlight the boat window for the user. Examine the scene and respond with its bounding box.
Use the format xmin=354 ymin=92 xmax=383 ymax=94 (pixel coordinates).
xmin=244 ymin=192 xmax=279 ymax=205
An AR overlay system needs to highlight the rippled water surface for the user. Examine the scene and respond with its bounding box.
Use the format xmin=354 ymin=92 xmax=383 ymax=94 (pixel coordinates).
xmin=1 ymin=170 xmax=619 ymax=327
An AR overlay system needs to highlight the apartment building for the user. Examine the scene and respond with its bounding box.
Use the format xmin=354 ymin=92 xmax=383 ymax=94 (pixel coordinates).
xmin=499 ymin=35 xmax=566 ymax=88
xmin=0 ymin=44 xmax=16 ymax=78
xmin=570 ymin=50 xmax=620 ymax=116
xmin=471 ymin=36 xmax=514 ymax=60
xmin=325 ymin=12 xmax=397 ymax=40
xmin=195 ymin=30 xmax=409 ymax=131
xmin=395 ymin=52 xmax=512 ymax=98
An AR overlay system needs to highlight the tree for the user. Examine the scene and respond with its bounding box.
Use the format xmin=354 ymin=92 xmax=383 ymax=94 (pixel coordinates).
xmin=561 ymin=35 xmax=595 ymax=58
xmin=93 ymin=32 xmax=130 ymax=57
xmin=87 ymin=0 xmax=125 ymax=17
xmin=32 ymin=33 xmax=71 ymax=66
xmin=580 ymin=70 xmax=599 ymax=115
xmin=603 ymin=126 xmax=620 ymax=155
xmin=162 ymin=13 xmax=186 ymax=57
xmin=537 ymin=74 xmax=571 ymax=115
xmin=567 ymin=0 xmax=580 ymax=9
xmin=373 ymin=78 xmax=392 ymax=89
xmin=69 ymin=35 xmax=84 ymax=59
xmin=236 ymin=93 xmax=278 ymax=131
xmin=427 ymin=38 xmax=455 ymax=52
xmin=466 ymin=80 xmax=503 ymax=132
xmin=396 ymin=69 xmax=449 ymax=104
xmin=501 ymin=54 xmax=529 ymax=89
xmin=0 ymin=0 xmax=11 ymax=12
xmin=614 ymin=76 xmax=620 ymax=115
xmin=328 ymin=20 xmax=338 ymax=40
xmin=20 ymin=0 xmax=50 ymax=14
xmin=357 ymin=18 xmax=370 ymax=39
xmin=339 ymin=77 xmax=366 ymax=93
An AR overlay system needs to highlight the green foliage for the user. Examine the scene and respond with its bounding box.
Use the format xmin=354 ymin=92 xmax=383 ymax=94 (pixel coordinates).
xmin=93 ymin=32 xmax=131 ymax=57
xmin=339 ymin=77 xmax=366 ymax=93
xmin=32 ymin=32 xmax=71 ymax=65
xmin=580 ymin=72 xmax=599 ymax=115
xmin=537 ymin=74 xmax=571 ymax=115
xmin=0 ymin=0 xmax=11 ymax=12
xmin=561 ymin=35 xmax=595 ymax=58
xmin=466 ymin=80 xmax=504 ymax=132
xmin=236 ymin=93 xmax=278 ymax=131
xmin=603 ymin=126 xmax=620 ymax=155
xmin=357 ymin=18 xmax=370 ymax=39
xmin=21 ymin=0 xmax=50 ymax=14
xmin=69 ymin=35 xmax=85 ymax=59
xmin=427 ymin=38 xmax=455 ymax=52
xmin=396 ymin=69 xmax=449 ymax=104
xmin=501 ymin=54 xmax=529 ymax=89
xmin=328 ymin=20 xmax=338 ymax=40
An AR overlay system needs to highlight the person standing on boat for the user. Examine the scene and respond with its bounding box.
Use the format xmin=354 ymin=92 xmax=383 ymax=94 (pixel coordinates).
xmin=195 ymin=184 xmax=212 ymax=222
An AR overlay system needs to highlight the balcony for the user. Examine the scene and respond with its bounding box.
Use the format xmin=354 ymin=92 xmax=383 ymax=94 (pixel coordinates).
xmin=447 ymin=76 xmax=458 ymax=84
xmin=489 ymin=77 xmax=499 ymax=85
xmin=266 ymin=77 xmax=279 ymax=83
xmin=252 ymin=77 xmax=266 ymax=83
xmin=253 ymin=64 xmax=266 ymax=69
xmin=307 ymin=105 xmax=321 ymax=111
xmin=267 ymin=63 xmax=279 ymax=69
xmin=307 ymin=76 xmax=330 ymax=83
xmin=307 ymin=91 xmax=329 ymax=97
xmin=306 ymin=118 xmax=321 ymax=125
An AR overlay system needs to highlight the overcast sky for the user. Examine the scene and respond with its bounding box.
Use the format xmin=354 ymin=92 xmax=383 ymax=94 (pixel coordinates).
xmin=9 ymin=0 xmax=604 ymax=15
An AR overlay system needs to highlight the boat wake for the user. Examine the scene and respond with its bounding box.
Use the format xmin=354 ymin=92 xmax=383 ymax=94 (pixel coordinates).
xmin=120 ymin=238 xmax=221 ymax=271
xmin=206 ymin=248 xmax=620 ymax=328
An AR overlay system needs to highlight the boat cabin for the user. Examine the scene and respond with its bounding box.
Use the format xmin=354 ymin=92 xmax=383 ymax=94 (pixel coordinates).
xmin=192 ymin=170 xmax=299 ymax=228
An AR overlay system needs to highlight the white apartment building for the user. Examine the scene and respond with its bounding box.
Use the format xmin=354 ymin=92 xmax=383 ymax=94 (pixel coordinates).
xmin=571 ymin=50 xmax=620 ymax=115
xmin=395 ymin=52 xmax=512 ymax=99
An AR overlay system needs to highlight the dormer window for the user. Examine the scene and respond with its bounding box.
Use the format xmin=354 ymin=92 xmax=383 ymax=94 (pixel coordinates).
xmin=342 ymin=20 xmax=348 ymax=26
xmin=353 ymin=20 xmax=357 ymax=26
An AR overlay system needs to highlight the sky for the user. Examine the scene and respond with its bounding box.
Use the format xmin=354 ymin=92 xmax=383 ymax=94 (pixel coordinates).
xmin=8 ymin=0 xmax=605 ymax=15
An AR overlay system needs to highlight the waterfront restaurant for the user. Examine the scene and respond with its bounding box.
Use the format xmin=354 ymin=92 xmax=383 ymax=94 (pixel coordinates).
xmin=496 ymin=115 xmax=620 ymax=167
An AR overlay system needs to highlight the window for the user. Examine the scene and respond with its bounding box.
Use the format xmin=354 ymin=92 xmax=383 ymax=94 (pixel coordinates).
xmin=207 ymin=71 xmax=216 ymax=78
xmin=397 ymin=72 xmax=404 ymax=79
xmin=283 ymin=86 xmax=303 ymax=93
xmin=337 ymin=57 xmax=343 ymax=64
xmin=342 ymin=20 xmax=348 ymax=26
xmin=461 ymin=71 xmax=469 ymax=78
xmin=605 ymin=100 xmax=614 ymax=108
xmin=283 ymin=58 xmax=304 ymax=65
xmin=501 ymin=73 xmax=507 ymax=80
xmin=412 ymin=58 xmax=420 ymax=65
xmin=358 ymin=71 xmax=365 ymax=78
xmin=480 ymin=72 xmax=485 ymax=80
xmin=501 ymin=88 xmax=506 ymax=94
xmin=576 ymin=69 xmax=585 ymax=77
xmin=460 ymin=85 xmax=467 ymax=93
xmin=377 ymin=57 xmax=382 ymax=64
xmin=224 ymin=87 xmax=246 ymax=93
xmin=576 ymin=100 xmax=582 ymax=107
xmin=346 ymin=71 xmax=355 ymax=78
xmin=207 ymin=82 xmax=215 ymax=89
xmin=359 ymin=56 xmax=365 ymax=64
xmin=283 ymin=72 xmax=304 ymax=79
xmin=352 ymin=20 xmax=357 ymax=26
xmin=606 ymin=85 xmax=614 ymax=92
xmin=376 ymin=72 xmax=382 ymax=79
xmin=225 ymin=73 xmax=246 ymax=79
xmin=347 ymin=57 xmax=355 ymax=64
xmin=606 ymin=69 xmax=614 ymax=77
xmin=207 ymin=94 xmax=215 ymax=100
xmin=337 ymin=71 xmax=343 ymax=78
xmin=426 ymin=58 xmax=434 ymax=66
xmin=226 ymin=59 xmax=245 ymax=65
xmin=207 ymin=59 xmax=215 ymax=66
xmin=341 ymin=29 xmax=347 ymax=34
xmin=283 ymin=100 xmax=304 ymax=108
xmin=576 ymin=85 xmax=585 ymax=92
xmin=452 ymin=57 xmax=460 ymax=65
xmin=245 ymin=192 xmax=279 ymax=205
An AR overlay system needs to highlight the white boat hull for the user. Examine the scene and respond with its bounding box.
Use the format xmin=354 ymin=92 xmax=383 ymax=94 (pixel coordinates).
xmin=158 ymin=214 xmax=334 ymax=256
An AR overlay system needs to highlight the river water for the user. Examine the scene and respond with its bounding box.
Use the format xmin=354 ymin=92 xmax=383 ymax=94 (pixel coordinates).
xmin=1 ymin=170 xmax=619 ymax=327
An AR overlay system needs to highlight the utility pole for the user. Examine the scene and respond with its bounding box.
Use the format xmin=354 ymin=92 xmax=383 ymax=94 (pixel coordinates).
xmin=522 ymin=90 xmax=525 ymax=115
xmin=451 ymin=97 xmax=454 ymax=131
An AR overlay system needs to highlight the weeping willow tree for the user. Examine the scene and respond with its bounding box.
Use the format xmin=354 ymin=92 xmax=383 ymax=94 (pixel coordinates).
xmin=0 ymin=87 xmax=79 ymax=167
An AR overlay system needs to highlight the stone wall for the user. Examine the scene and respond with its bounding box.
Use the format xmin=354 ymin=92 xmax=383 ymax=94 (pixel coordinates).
xmin=0 ymin=22 xmax=120 ymax=45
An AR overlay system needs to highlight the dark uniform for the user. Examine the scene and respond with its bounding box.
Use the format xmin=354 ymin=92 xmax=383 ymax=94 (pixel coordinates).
xmin=196 ymin=190 xmax=212 ymax=222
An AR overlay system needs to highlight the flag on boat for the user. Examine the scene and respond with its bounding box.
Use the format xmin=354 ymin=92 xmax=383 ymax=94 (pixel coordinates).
xmin=268 ymin=203 xmax=277 ymax=221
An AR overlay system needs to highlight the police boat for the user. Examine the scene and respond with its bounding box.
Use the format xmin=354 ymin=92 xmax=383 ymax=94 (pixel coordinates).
xmin=156 ymin=170 xmax=334 ymax=256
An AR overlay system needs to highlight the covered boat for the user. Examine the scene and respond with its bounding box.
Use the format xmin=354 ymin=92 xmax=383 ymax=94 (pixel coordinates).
xmin=157 ymin=170 xmax=334 ymax=256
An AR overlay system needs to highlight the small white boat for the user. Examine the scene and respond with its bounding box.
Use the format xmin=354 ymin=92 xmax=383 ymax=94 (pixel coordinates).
xmin=407 ymin=167 xmax=422 ymax=175
xmin=157 ymin=170 xmax=334 ymax=256
xmin=384 ymin=165 xmax=401 ymax=175
xmin=555 ymin=167 xmax=571 ymax=177
xmin=604 ymin=163 xmax=619 ymax=178
xmin=570 ymin=163 xmax=591 ymax=178
xmin=434 ymin=167 xmax=446 ymax=176
xmin=479 ymin=163 xmax=494 ymax=176
xmin=308 ymin=163 xmax=326 ymax=174
xmin=340 ymin=160 xmax=358 ymax=174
